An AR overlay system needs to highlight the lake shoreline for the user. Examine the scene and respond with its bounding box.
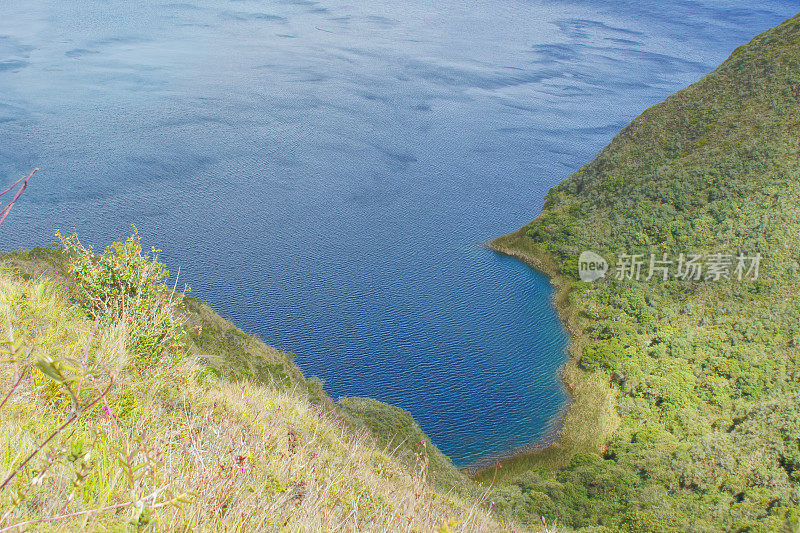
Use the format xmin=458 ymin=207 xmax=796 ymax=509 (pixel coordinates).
xmin=470 ymin=229 xmax=620 ymax=482
xmin=462 ymin=397 xmax=569 ymax=474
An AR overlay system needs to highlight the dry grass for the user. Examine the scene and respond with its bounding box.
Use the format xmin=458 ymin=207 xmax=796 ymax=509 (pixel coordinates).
xmin=0 ymin=267 xmax=517 ymax=532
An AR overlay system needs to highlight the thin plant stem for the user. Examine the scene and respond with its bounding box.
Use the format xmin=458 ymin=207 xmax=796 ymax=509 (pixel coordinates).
xmin=0 ymin=169 xmax=38 ymax=228
xmin=0 ymin=352 xmax=31 ymax=411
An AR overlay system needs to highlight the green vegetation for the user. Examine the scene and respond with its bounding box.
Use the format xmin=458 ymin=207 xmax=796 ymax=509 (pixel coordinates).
xmin=8 ymin=11 xmax=800 ymax=531
xmin=486 ymin=13 xmax=800 ymax=533
xmin=0 ymin=237 xmax=517 ymax=531
xmin=57 ymin=229 xmax=185 ymax=364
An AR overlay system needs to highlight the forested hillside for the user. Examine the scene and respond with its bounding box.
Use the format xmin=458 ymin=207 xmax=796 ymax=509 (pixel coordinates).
xmin=490 ymin=13 xmax=800 ymax=532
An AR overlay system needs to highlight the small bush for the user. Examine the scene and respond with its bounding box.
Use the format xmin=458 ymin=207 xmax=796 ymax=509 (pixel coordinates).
xmin=57 ymin=229 xmax=185 ymax=364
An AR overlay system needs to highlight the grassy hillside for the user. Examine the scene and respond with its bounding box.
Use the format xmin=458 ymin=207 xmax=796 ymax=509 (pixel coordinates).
xmin=340 ymin=397 xmax=470 ymax=494
xmin=0 ymin=239 xmax=517 ymax=531
xmin=486 ymin=13 xmax=800 ymax=533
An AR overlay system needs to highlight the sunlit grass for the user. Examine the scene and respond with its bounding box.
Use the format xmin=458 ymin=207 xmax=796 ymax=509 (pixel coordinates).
xmin=0 ymin=248 xmax=521 ymax=531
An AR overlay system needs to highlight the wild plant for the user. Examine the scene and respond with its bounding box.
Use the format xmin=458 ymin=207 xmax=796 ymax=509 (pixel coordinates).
xmin=56 ymin=228 xmax=186 ymax=365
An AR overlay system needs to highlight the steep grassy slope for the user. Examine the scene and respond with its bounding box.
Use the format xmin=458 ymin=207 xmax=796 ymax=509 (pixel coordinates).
xmin=0 ymin=244 xmax=516 ymax=532
xmin=487 ymin=13 xmax=800 ymax=533
xmin=340 ymin=397 xmax=470 ymax=494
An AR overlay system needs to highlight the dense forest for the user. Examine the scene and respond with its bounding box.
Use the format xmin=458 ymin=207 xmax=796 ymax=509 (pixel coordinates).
xmin=490 ymin=13 xmax=800 ymax=533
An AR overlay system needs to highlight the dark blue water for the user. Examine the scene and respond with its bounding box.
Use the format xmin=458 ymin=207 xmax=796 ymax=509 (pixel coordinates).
xmin=0 ymin=1 xmax=796 ymax=465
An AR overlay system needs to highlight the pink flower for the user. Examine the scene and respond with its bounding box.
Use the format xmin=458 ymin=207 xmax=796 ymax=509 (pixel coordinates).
xmin=101 ymin=405 xmax=115 ymax=417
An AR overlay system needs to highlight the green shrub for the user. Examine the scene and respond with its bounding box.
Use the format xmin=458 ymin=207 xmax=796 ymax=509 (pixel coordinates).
xmin=580 ymin=339 xmax=624 ymax=371
xmin=57 ymin=229 xmax=185 ymax=364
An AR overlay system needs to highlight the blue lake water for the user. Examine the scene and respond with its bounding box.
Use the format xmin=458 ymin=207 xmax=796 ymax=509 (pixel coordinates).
xmin=0 ymin=0 xmax=796 ymax=465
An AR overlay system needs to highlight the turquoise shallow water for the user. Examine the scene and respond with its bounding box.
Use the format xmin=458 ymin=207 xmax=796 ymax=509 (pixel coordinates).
xmin=0 ymin=0 xmax=796 ymax=465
